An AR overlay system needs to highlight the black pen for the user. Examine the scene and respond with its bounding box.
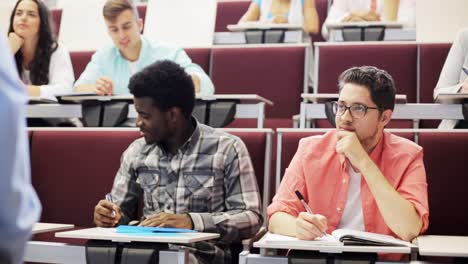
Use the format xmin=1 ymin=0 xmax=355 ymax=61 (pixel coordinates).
xmin=295 ymin=190 xmax=327 ymax=236
xmin=295 ymin=190 xmax=314 ymax=214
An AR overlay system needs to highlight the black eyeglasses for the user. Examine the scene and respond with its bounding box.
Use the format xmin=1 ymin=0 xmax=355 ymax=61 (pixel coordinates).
xmin=332 ymin=101 xmax=380 ymax=119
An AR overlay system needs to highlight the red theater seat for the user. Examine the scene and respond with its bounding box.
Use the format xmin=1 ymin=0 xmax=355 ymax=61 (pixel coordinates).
xmin=70 ymin=51 xmax=94 ymax=80
xmin=30 ymin=130 xmax=140 ymax=227
xmin=418 ymin=131 xmax=468 ymax=236
xmin=30 ymin=128 xmax=272 ymax=227
xmin=211 ymin=46 xmax=305 ymax=125
xmin=185 ymin=48 xmax=211 ymax=74
xmin=418 ymin=43 xmax=451 ymax=128
xmin=215 ymin=1 xmax=251 ymax=32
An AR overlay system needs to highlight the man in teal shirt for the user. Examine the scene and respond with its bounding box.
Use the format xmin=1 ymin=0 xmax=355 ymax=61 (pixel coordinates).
xmin=74 ymin=0 xmax=214 ymax=95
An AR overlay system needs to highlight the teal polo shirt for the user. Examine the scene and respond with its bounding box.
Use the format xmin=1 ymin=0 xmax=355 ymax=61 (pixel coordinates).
xmin=74 ymin=36 xmax=214 ymax=95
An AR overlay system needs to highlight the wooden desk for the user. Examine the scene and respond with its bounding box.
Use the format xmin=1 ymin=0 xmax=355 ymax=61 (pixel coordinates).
xmin=435 ymin=93 xmax=468 ymax=104
xmin=32 ymin=223 xmax=74 ymax=234
xmin=238 ymin=232 xmax=415 ymax=264
xmin=299 ymin=103 xmax=465 ymax=128
xmin=417 ymin=235 xmax=468 ymax=258
xmin=301 ymin=93 xmax=407 ymax=104
xmin=25 ymin=227 xmax=219 ymax=263
xmin=326 ymin=21 xmax=408 ymax=42
xmin=227 ymin=22 xmax=302 ymax=32
xmin=27 ymin=94 xmax=273 ymax=128
xmin=56 ymin=227 xmax=219 ymax=244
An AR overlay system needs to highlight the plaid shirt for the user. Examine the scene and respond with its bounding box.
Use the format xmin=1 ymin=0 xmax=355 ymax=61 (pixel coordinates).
xmin=111 ymin=119 xmax=263 ymax=263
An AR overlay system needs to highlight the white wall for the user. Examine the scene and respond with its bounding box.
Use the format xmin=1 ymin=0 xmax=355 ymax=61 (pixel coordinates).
xmin=0 ymin=1 xmax=17 ymax=35
xmin=143 ymin=0 xmax=217 ymax=47
xmin=416 ymin=0 xmax=468 ymax=43
xmin=58 ymin=0 xmax=112 ymax=51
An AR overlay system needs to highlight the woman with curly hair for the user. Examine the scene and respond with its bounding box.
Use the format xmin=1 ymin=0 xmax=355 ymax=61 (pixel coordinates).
xmin=8 ymin=0 xmax=74 ymax=100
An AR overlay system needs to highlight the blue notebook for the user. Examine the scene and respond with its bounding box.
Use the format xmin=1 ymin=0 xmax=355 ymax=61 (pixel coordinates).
xmin=116 ymin=225 xmax=197 ymax=234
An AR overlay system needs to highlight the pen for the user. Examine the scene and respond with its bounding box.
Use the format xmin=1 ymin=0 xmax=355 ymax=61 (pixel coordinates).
xmin=105 ymin=193 xmax=116 ymax=217
xmin=295 ymin=190 xmax=327 ymax=236
xmin=463 ymin=67 xmax=468 ymax=76
xmin=295 ymin=190 xmax=314 ymax=214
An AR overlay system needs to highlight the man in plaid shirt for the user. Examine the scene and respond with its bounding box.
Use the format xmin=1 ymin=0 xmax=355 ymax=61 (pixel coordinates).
xmin=93 ymin=60 xmax=263 ymax=263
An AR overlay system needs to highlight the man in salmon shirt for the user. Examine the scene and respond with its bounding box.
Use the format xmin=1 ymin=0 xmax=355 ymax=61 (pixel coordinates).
xmin=268 ymin=66 xmax=428 ymax=242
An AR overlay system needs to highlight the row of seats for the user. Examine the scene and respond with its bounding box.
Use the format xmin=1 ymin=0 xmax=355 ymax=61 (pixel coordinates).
xmin=50 ymin=0 xmax=330 ymax=43
xmin=70 ymin=46 xmax=307 ymax=129
xmin=30 ymin=128 xmax=468 ymax=237
xmin=70 ymin=42 xmax=453 ymax=129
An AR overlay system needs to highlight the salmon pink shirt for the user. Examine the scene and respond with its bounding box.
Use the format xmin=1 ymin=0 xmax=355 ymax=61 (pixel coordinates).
xmin=267 ymin=130 xmax=429 ymax=238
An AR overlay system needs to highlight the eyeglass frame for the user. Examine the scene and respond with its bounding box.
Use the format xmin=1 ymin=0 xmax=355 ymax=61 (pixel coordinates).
xmin=331 ymin=101 xmax=381 ymax=119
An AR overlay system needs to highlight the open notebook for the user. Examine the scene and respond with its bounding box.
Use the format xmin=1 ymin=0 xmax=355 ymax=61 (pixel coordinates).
xmin=266 ymin=229 xmax=413 ymax=247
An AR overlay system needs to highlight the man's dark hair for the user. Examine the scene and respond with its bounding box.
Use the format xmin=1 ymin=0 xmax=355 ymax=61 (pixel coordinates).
xmin=129 ymin=60 xmax=195 ymax=119
xmin=338 ymin=66 xmax=396 ymax=111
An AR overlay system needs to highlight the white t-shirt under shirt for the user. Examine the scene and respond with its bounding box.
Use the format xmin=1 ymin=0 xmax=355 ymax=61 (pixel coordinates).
xmin=337 ymin=166 xmax=365 ymax=231
xmin=21 ymin=43 xmax=74 ymax=100
xmin=128 ymin=60 xmax=140 ymax=76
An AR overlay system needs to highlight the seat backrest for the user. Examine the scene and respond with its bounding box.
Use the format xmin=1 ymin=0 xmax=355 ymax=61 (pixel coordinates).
xmin=418 ymin=131 xmax=468 ymax=236
xmin=215 ymin=0 xmax=251 ymax=32
xmin=31 ymin=130 xmax=140 ymax=227
xmin=30 ymin=129 xmax=272 ymax=227
xmin=227 ymin=129 xmax=273 ymax=210
xmin=70 ymin=51 xmax=94 ymax=80
xmin=185 ymin=48 xmax=211 ymax=74
xmin=310 ymin=0 xmax=329 ymax=43
xmin=137 ymin=5 xmax=147 ymax=25
xmin=418 ymin=43 xmax=451 ymax=104
xmin=50 ymin=8 xmax=62 ymax=37
xmin=315 ymin=43 xmax=418 ymax=103
xmin=211 ymin=46 xmax=305 ymax=119
xmin=418 ymin=43 xmax=451 ymax=128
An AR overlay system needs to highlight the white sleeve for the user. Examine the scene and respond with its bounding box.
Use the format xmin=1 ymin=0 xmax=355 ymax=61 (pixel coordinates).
xmin=0 ymin=33 xmax=41 ymax=264
xmin=396 ymin=0 xmax=416 ymax=28
xmin=434 ymin=29 xmax=468 ymax=99
xmin=39 ymin=43 xmax=75 ymax=99
xmin=322 ymin=0 xmax=350 ymax=39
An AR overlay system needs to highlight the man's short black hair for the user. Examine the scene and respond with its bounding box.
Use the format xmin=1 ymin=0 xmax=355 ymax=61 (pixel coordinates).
xmin=129 ymin=60 xmax=195 ymax=118
xmin=338 ymin=66 xmax=396 ymax=111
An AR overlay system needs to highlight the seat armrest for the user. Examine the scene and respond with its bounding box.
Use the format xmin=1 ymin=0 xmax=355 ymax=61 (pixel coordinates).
xmin=241 ymin=227 xmax=267 ymax=251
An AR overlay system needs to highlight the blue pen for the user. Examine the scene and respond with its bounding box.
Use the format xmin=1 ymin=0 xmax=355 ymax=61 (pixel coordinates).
xmin=463 ymin=67 xmax=468 ymax=76
xmin=105 ymin=193 xmax=116 ymax=217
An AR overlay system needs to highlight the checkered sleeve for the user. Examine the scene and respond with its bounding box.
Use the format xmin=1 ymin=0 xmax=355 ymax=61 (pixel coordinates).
xmin=189 ymin=138 xmax=263 ymax=242
xmin=111 ymin=142 xmax=143 ymax=225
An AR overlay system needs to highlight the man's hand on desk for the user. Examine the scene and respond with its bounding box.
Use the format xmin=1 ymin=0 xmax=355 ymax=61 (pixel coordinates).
xmin=272 ymin=15 xmax=288 ymax=24
xmin=343 ymin=10 xmax=381 ymax=22
xmin=460 ymin=77 xmax=468 ymax=93
xmin=296 ymin=212 xmax=328 ymax=240
xmin=139 ymin=212 xmax=193 ymax=229
xmin=94 ymin=199 xmax=122 ymax=227
xmin=95 ymin=76 xmax=114 ymax=95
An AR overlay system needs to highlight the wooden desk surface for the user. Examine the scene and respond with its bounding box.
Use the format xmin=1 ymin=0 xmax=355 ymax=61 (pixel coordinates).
xmin=417 ymin=235 xmax=468 ymax=257
xmin=56 ymin=227 xmax=220 ymax=244
xmin=33 ymin=223 xmax=75 ymax=234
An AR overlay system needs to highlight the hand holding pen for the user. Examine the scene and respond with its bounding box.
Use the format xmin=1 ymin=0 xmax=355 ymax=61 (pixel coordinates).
xmin=461 ymin=67 xmax=468 ymax=93
xmin=294 ymin=190 xmax=328 ymax=240
xmin=106 ymin=193 xmax=116 ymax=217
xmin=93 ymin=193 xmax=122 ymax=227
